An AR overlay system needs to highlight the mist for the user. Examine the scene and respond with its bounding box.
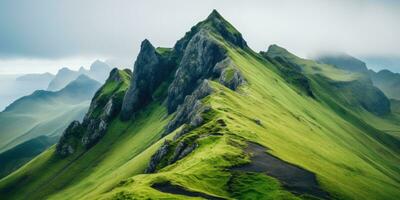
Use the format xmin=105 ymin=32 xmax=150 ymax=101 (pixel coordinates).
xmin=0 ymin=0 xmax=399 ymax=73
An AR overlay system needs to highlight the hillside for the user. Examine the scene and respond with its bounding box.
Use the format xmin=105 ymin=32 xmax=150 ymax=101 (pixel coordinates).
xmin=0 ymin=10 xmax=399 ymax=200
xmin=369 ymin=69 xmax=400 ymax=100
xmin=0 ymin=75 xmax=101 ymax=153
xmin=314 ymin=54 xmax=400 ymax=101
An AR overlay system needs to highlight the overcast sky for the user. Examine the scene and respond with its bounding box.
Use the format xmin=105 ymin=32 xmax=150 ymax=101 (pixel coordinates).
xmin=0 ymin=0 xmax=399 ymax=74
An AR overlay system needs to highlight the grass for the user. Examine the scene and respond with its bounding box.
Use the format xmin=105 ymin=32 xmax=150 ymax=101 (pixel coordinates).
xmin=229 ymin=172 xmax=300 ymax=200
xmin=1 ymin=13 xmax=399 ymax=200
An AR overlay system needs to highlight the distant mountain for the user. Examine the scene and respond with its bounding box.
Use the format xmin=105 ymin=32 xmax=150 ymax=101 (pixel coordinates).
xmin=47 ymin=60 xmax=111 ymax=91
xmin=369 ymin=69 xmax=400 ymax=100
xmin=16 ymin=72 xmax=54 ymax=82
xmin=314 ymin=53 xmax=400 ymax=100
xmin=315 ymin=53 xmax=369 ymax=73
xmin=0 ymin=74 xmax=101 ymax=154
xmin=0 ymin=73 xmax=55 ymax=111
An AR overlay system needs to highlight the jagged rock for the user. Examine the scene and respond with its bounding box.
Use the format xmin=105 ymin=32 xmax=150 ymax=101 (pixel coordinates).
xmin=169 ymin=141 xmax=198 ymax=164
xmin=121 ymin=40 xmax=175 ymax=120
xmin=56 ymin=69 xmax=130 ymax=156
xmin=56 ymin=121 xmax=83 ymax=157
xmin=213 ymin=58 xmax=245 ymax=90
xmin=167 ymin=30 xmax=226 ymax=113
xmin=165 ymin=80 xmax=213 ymax=135
xmin=173 ymin=9 xmax=247 ymax=57
xmin=145 ymin=140 xmax=171 ymax=173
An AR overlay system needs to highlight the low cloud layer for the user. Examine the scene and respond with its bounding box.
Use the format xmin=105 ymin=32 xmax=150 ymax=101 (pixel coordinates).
xmin=0 ymin=0 xmax=399 ymax=72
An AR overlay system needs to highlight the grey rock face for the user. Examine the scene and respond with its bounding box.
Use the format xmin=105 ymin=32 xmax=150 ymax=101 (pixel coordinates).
xmin=169 ymin=141 xmax=198 ymax=164
xmin=173 ymin=10 xmax=247 ymax=57
xmin=214 ymin=58 xmax=245 ymax=90
xmin=145 ymin=140 xmax=171 ymax=173
xmin=164 ymin=80 xmax=213 ymax=135
xmin=56 ymin=68 xmax=127 ymax=156
xmin=121 ymin=40 xmax=174 ymax=120
xmin=167 ymin=30 xmax=226 ymax=114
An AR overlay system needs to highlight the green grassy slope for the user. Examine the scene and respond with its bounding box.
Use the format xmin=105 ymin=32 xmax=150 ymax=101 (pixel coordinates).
xmin=0 ymin=135 xmax=56 ymax=179
xmin=0 ymin=11 xmax=399 ymax=200
xmin=100 ymin=43 xmax=399 ymax=200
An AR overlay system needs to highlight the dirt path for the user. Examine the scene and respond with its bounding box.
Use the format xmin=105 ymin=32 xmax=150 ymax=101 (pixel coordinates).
xmin=152 ymin=181 xmax=225 ymax=200
xmin=232 ymin=142 xmax=330 ymax=199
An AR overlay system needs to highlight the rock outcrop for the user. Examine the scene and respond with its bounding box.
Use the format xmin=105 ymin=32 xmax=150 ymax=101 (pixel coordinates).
xmin=166 ymin=29 xmax=227 ymax=113
xmin=164 ymin=80 xmax=213 ymax=135
xmin=56 ymin=68 xmax=131 ymax=156
xmin=145 ymin=140 xmax=171 ymax=173
xmin=121 ymin=40 xmax=175 ymax=120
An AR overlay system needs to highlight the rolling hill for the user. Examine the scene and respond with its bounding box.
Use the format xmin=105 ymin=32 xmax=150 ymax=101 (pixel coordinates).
xmin=0 ymin=10 xmax=398 ymax=200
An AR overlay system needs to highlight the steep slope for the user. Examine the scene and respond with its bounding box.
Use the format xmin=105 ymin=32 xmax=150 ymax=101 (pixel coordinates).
xmin=369 ymin=69 xmax=400 ymax=100
xmin=47 ymin=60 xmax=111 ymax=91
xmin=0 ymin=75 xmax=101 ymax=153
xmin=0 ymin=136 xmax=56 ymax=179
xmin=0 ymin=10 xmax=399 ymax=200
xmin=315 ymin=53 xmax=369 ymax=74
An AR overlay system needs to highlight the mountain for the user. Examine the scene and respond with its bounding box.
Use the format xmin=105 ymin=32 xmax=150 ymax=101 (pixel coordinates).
xmin=47 ymin=60 xmax=111 ymax=91
xmin=0 ymin=10 xmax=399 ymax=200
xmin=315 ymin=53 xmax=369 ymax=73
xmin=314 ymin=53 xmax=400 ymax=100
xmin=369 ymin=69 xmax=400 ymax=100
xmin=0 ymin=75 xmax=101 ymax=154
xmin=0 ymin=73 xmax=55 ymax=111
xmin=16 ymin=72 xmax=54 ymax=82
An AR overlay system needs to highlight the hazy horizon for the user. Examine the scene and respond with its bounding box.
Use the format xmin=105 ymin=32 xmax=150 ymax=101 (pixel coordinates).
xmin=1 ymin=0 xmax=399 ymax=74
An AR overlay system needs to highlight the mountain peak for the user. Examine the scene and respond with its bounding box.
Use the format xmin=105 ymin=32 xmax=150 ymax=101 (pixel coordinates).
xmin=173 ymin=10 xmax=247 ymax=54
xmin=206 ymin=9 xmax=223 ymax=21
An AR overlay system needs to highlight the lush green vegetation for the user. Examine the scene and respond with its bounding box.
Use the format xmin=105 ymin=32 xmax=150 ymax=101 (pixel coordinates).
xmin=0 ymin=11 xmax=399 ymax=200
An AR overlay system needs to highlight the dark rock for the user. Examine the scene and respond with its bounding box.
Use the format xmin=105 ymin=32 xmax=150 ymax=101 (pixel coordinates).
xmin=213 ymin=58 xmax=245 ymax=90
xmin=56 ymin=69 xmax=130 ymax=156
xmin=56 ymin=121 xmax=83 ymax=157
xmin=145 ymin=140 xmax=171 ymax=173
xmin=169 ymin=141 xmax=198 ymax=164
xmin=165 ymin=80 xmax=213 ymax=135
xmin=173 ymin=9 xmax=247 ymax=57
xmin=121 ymin=40 xmax=175 ymax=120
xmin=253 ymin=119 xmax=262 ymax=126
xmin=167 ymin=30 xmax=227 ymax=113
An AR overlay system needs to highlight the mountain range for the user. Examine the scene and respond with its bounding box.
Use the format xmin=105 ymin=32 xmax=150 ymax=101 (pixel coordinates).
xmin=0 ymin=75 xmax=101 ymax=178
xmin=47 ymin=60 xmax=111 ymax=91
xmin=0 ymin=10 xmax=399 ymax=200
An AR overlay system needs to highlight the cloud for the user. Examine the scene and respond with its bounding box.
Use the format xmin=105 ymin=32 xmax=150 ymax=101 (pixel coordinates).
xmin=0 ymin=0 xmax=399 ymax=71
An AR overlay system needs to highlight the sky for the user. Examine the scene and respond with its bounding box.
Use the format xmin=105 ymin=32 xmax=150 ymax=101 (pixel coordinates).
xmin=0 ymin=0 xmax=399 ymax=74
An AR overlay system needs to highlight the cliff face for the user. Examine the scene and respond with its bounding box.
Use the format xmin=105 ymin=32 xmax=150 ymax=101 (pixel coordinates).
xmin=56 ymin=68 xmax=131 ymax=156
xmin=121 ymin=10 xmax=246 ymax=124
xmin=120 ymin=40 xmax=175 ymax=120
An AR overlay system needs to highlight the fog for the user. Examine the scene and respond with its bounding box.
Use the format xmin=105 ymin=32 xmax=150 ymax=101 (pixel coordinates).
xmin=0 ymin=0 xmax=399 ymax=73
